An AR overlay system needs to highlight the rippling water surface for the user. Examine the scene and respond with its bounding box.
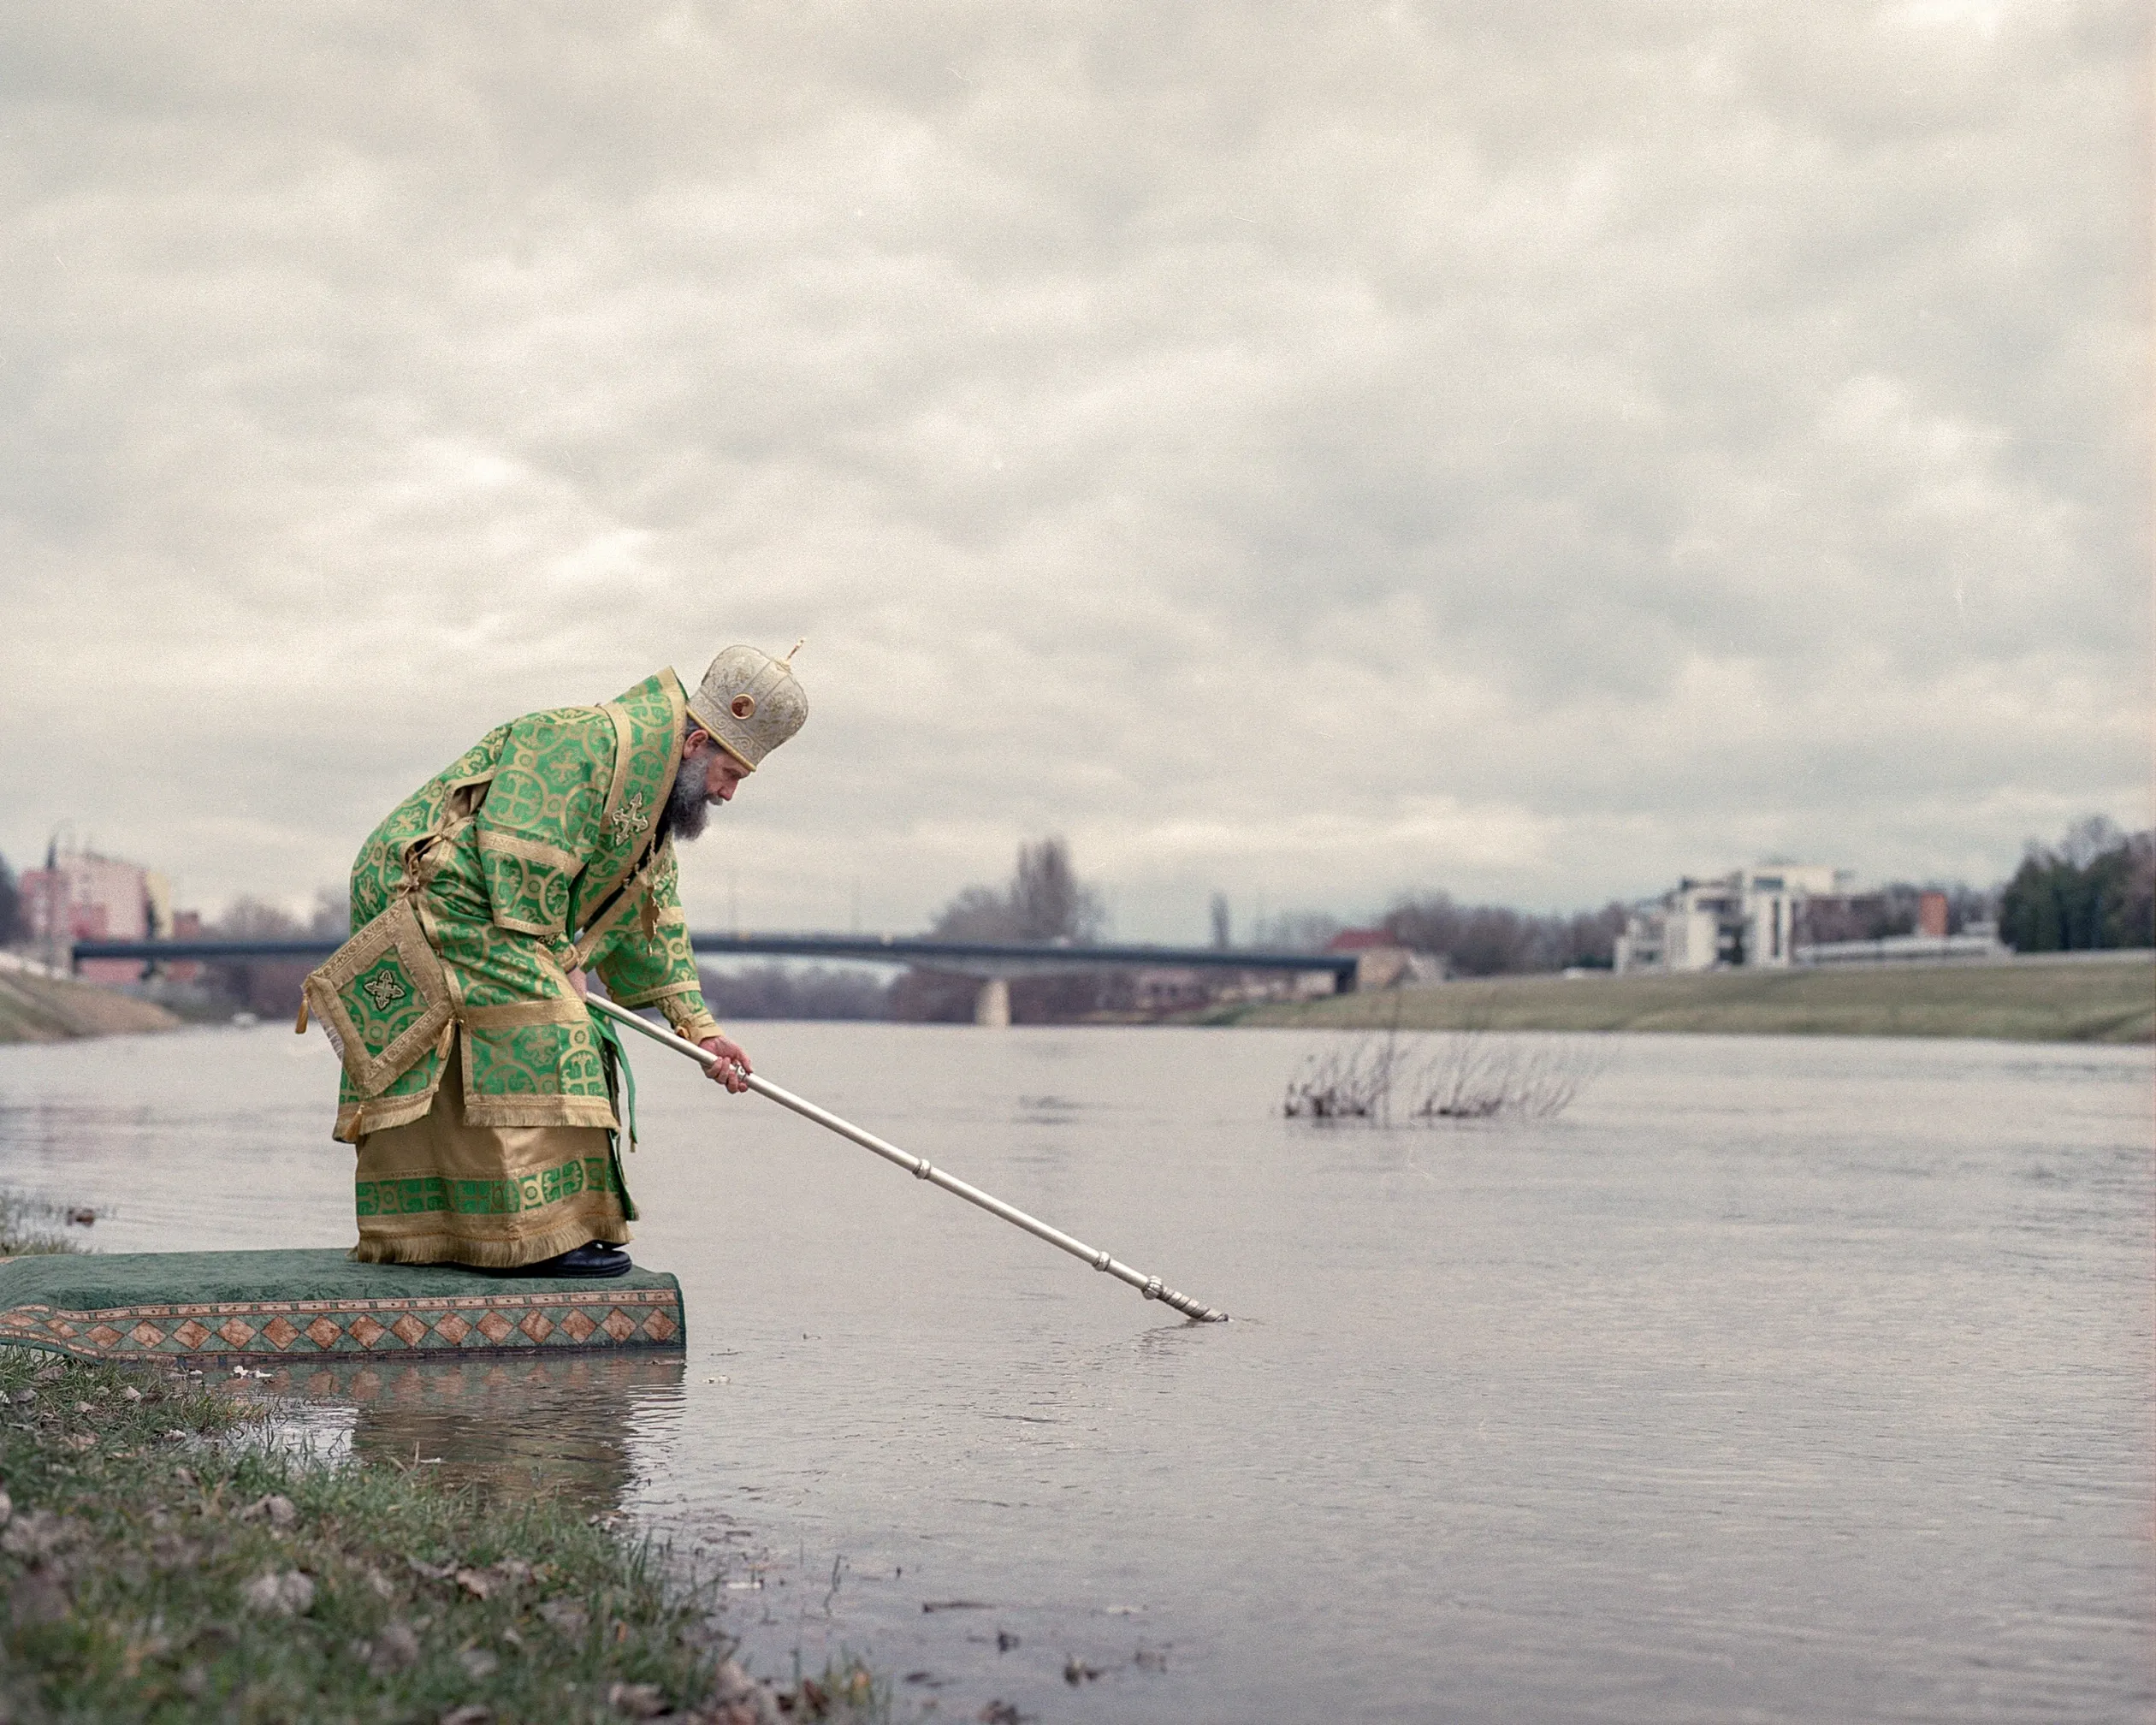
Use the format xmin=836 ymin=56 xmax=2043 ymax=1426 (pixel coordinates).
xmin=1 ymin=1021 xmax=2149 ymax=1722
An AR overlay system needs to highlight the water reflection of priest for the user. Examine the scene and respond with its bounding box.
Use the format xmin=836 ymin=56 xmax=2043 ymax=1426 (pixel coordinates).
xmin=267 ymin=1352 xmax=685 ymax=1510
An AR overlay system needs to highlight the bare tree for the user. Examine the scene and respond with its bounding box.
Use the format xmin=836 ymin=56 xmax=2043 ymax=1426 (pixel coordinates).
xmin=698 ymin=963 xmax=890 ymax=1020
xmin=1011 ymin=838 xmax=1105 ymax=943
xmin=2061 ymin=815 xmax=2126 ymax=869
xmin=891 ymin=837 xmax=1113 ymax=1022
xmin=1253 ymin=910 xmax=1347 ymax=951
xmin=1383 ymin=892 xmax=1628 ymax=975
xmin=924 ymin=885 xmax=1013 ymax=943
xmin=311 ymin=886 xmax=351 ymax=940
xmin=204 ymin=896 xmax=315 ymax=1018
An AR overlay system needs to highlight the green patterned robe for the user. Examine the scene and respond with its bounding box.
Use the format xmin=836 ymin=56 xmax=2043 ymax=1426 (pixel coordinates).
xmin=332 ymin=669 xmax=719 ymax=1145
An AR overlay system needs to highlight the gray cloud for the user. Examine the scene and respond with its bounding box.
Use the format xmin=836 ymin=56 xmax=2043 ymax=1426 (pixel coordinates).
xmin=1 ymin=0 xmax=2145 ymax=939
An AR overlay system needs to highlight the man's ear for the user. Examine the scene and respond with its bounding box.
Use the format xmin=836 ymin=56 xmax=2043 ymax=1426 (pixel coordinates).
xmin=685 ymin=727 xmax=710 ymax=751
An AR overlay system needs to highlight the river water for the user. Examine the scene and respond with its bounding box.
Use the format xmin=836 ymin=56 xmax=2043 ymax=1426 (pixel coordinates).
xmin=0 ymin=1022 xmax=2149 ymax=1722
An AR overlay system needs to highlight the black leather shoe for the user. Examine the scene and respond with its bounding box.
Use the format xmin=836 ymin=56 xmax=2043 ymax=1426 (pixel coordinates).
xmin=487 ymin=1242 xmax=633 ymax=1279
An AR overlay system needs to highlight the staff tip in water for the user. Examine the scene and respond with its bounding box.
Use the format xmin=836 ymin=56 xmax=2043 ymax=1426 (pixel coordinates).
xmin=1145 ymin=1280 xmax=1229 ymax=1322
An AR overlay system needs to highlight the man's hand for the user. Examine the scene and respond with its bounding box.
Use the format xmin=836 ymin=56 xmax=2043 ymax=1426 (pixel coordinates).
xmin=697 ymin=1034 xmax=753 ymax=1094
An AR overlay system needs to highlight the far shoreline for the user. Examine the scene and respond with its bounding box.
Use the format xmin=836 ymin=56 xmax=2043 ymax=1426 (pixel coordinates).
xmin=3 ymin=951 xmax=2148 ymax=1047
xmin=1191 ymin=952 xmax=2153 ymax=1045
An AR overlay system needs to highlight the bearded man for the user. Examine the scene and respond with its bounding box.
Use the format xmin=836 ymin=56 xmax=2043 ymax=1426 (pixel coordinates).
xmin=301 ymin=644 xmax=806 ymax=1278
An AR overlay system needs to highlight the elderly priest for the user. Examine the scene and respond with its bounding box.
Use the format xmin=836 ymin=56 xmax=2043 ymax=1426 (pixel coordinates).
xmin=300 ymin=645 xmax=806 ymax=1278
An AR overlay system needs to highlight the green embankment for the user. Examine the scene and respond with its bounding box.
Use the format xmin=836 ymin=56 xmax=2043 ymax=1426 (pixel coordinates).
xmin=1211 ymin=957 xmax=2154 ymax=1043
xmin=0 ymin=969 xmax=181 ymax=1044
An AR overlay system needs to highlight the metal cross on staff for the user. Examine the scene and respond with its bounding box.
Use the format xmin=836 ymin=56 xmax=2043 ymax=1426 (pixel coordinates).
xmin=584 ymin=994 xmax=1229 ymax=1323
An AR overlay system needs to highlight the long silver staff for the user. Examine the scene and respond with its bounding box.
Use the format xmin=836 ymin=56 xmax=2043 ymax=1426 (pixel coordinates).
xmin=586 ymin=994 xmax=1228 ymax=1322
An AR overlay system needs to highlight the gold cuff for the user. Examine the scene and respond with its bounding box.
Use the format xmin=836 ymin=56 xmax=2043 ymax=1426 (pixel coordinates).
xmin=659 ymin=999 xmax=723 ymax=1045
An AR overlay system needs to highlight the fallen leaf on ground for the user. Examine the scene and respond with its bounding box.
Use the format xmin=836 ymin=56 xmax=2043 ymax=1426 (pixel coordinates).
xmin=8 ymin=1569 xmax=70 ymax=1625
xmin=2 ymin=1511 xmax=75 ymax=1559
xmin=149 ymin=1534 xmax=200 ymax=1570
xmin=240 ymin=1494 xmax=297 ymax=1527
xmin=240 ymin=1570 xmax=316 ymax=1616
xmin=537 ymin=1598 xmax=588 ymax=1637
xmin=702 ymin=1699 xmax=777 ymax=1725
xmin=711 ymin=1660 xmax=761 ymax=1700
xmin=370 ymin=1621 xmax=420 ymax=1674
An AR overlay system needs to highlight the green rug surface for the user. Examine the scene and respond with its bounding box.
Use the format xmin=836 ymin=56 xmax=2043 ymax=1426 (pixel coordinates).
xmin=0 ymin=1248 xmax=684 ymax=1362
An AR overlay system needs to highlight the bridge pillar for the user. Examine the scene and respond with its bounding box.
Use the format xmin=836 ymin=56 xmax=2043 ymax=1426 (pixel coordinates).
xmin=974 ymin=976 xmax=1011 ymax=1028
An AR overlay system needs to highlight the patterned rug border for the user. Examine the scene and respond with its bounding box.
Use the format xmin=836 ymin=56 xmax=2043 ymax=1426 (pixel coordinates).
xmin=0 ymin=1291 xmax=684 ymax=1361
xmin=0 ymin=1289 xmax=678 ymax=1322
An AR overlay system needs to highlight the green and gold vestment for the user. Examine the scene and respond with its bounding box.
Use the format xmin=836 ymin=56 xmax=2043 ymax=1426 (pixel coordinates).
xmin=310 ymin=669 xmax=722 ymax=1266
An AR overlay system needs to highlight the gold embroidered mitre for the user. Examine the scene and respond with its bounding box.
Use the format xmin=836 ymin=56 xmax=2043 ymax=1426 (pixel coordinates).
xmin=685 ymin=642 xmax=808 ymax=771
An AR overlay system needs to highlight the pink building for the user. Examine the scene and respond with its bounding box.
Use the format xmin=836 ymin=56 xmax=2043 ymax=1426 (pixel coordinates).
xmin=19 ymin=849 xmax=169 ymax=985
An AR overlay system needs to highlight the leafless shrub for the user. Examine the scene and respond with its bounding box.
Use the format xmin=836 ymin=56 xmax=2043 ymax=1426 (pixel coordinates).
xmin=1284 ymin=1024 xmax=1608 ymax=1125
xmin=1282 ymin=1027 xmax=1412 ymax=1121
xmin=1407 ymin=1032 xmax=1608 ymax=1120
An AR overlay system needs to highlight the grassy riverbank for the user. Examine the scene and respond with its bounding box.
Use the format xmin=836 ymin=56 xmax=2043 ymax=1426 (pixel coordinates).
xmin=1208 ymin=956 xmax=2154 ymax=1043
xmin=0 ymin=968 xmax=180 ymax=1044
xmin=0 ymin=1348 xmax=811 ymax=1723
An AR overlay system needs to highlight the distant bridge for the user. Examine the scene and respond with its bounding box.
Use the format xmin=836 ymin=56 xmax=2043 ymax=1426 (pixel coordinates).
xmin=68 ymin=933 xmax=1358 ymax=1024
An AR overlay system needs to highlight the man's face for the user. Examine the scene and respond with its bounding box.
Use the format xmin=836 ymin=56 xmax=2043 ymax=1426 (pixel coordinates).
xmin=666 ymin=730 xmax=749 ymax=843
xmin=695 ymin=738 xmax=750 ymax=804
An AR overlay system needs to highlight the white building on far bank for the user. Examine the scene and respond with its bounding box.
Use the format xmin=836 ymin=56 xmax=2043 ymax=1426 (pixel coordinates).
xmin=1614 ymin=864 xmax=1854 ymax=975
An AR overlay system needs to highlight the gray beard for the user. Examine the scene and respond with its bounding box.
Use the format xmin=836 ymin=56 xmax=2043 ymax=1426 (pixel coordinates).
xmin=666 ymin=751 xmax=718 ymax=843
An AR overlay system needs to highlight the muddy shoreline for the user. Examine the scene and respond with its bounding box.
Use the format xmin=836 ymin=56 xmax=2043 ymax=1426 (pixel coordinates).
xmin=0 ymin=967 xmax=181 ymax=1044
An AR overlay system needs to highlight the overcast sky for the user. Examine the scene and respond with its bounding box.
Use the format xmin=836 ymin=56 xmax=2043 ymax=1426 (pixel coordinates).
xmin=2 ymin=0 xmax=2147 ymax=941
